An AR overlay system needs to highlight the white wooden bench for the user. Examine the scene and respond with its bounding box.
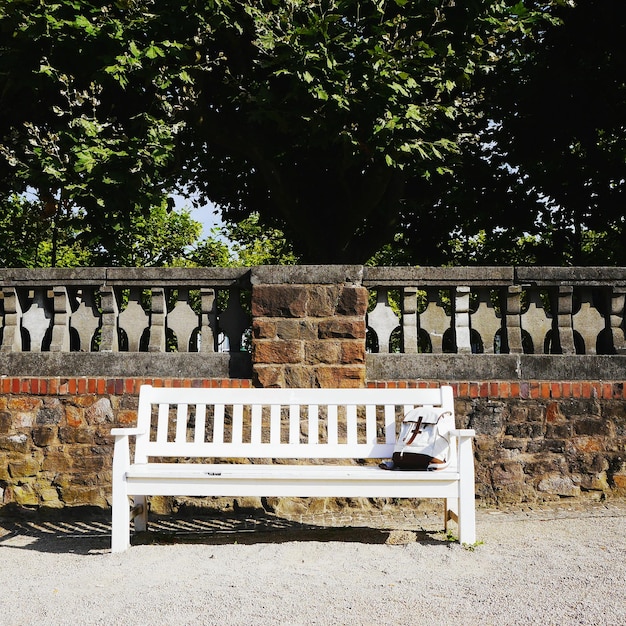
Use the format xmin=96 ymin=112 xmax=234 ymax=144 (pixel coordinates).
xmin=111 ymin=385 xmax=476 ymax=552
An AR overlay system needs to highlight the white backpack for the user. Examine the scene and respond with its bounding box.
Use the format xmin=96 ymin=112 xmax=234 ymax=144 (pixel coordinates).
xmin=383 ymin=407 xmax=455 ymax=471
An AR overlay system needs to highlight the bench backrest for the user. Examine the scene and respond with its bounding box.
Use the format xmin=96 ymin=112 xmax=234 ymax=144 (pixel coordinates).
xmin=132 ymin=385 xmax=455 ymax=464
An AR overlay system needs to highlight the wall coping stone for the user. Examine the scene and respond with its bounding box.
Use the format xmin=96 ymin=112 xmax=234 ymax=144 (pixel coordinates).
xmin=0 ymin=352 xmax=252 ymax=379
xmin=367 ymin=354 xmax=626 ymax=381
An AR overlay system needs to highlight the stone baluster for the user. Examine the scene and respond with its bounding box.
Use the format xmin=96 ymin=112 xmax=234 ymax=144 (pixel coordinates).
xmin=49 ymin=286 xmax=71 ymax=352
xmin=454 ymin=286 xmax=472 ymax=353
xmin=419 ymin=288 xmax=448 ymax=353
xmin=148 ymin=287 xmax=166 ymax=352
xmin=99 ymin=285 xmax=119 ymax=352
xmin=118 ymin=287 xmax=148 ymax=352
xmin=609 ymin=288 xmax=626 ymax=354
xmin=555 ymin=286 xmax=576 ymax=354
xmin=367 ymin=288 xmax=399 ymax=353
xmin=1 ymin=287 xmax=23 ymax=352
xmin=572 ymin=287 xmax=604 ymax=355
xmin=167 ymin=287 xmax=199 ymax=352
xmin=520 ymin=289 xmax=552 ymax=354
xmin=470 ymin=287 xmax=501 ymax=354
xmin=199 ymin=287 xmax=218 ymax=353
xmin=219 ymin=287 xmax=250 ymax=352
xmin=21 ymin=288 xmax=52 ymax=352
xmin=401 ymin=287 xmax=418 ymax=354
xmin=70 ymin=288 xmax=101 ymax=352
xmin=504 ymin=285 xmax=524 ymax=354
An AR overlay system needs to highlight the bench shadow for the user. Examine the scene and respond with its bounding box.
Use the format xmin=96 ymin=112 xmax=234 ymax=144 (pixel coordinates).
xmin=0 ymin=511 xmax=449 ymax=555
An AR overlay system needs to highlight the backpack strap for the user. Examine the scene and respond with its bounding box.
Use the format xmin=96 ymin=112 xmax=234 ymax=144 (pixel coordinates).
xmin=405 ymin=416 xmax=423 ymax=445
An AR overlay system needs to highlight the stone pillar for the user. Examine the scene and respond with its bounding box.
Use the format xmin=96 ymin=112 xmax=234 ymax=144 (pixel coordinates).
xmin=251 ymin=266 xmax=367 ymax=388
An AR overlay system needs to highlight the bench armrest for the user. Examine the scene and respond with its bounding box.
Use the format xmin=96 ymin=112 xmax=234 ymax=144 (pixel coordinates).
xmin=450 ymin=429 xmax=476 ymax=438
xmin=111 ymin=427 xmax=144 ymax=438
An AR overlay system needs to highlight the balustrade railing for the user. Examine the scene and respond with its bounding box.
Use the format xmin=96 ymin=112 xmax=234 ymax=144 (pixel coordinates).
xmin=1 ymin=266 xmax=624 ymax=357
xmin=0 ymin=268 xmax=251 ymax=354
xmin=363 ymin=267 xmax=626 ymax=355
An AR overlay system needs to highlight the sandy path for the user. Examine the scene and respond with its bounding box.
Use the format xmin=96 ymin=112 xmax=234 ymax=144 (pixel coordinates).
xmin=1 ymin=501 xmax=625 ymax=626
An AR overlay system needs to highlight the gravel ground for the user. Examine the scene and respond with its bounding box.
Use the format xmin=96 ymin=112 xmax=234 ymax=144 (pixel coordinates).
xmin=1 ymin=500 xmax=625 ymax=626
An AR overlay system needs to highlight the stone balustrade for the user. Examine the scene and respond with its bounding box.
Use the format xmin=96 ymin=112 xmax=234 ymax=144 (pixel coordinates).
xmin=0 ymin=265 xmax=625 ymax=383
xmin=363 ymin=266 xmax=626 ymax=356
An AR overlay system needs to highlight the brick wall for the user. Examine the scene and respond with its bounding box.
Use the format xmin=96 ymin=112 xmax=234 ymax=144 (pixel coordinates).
xmin=1 ymin=375 xmax=624 ymax=514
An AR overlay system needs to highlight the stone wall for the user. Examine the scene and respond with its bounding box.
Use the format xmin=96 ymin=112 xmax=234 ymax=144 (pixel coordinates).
xmin=1 ymin=376 xmax=624 ymax=515
xmin=1 ymin=265 xmax=625 ymax=516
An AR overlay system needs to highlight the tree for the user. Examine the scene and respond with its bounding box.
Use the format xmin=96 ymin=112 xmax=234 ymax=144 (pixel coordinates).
xmin=0 ymin=1 xmax=560 ymax=264
xmin=413 ymin=0 xmax=626 ymax=267
xmin=0 ymin=193 xmax=204 ymax=267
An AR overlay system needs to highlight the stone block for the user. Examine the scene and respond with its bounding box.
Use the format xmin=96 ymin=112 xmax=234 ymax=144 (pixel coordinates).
xmin=64 ymin=405 xmax=84 ymax=428
xmin=8 ymin=457 xmax=40 ymax=478
xmin=37 ymin=484 xmax=62 ymax=507
xmin=570 ymin=436 xmax=604 ymax=453
xmin=0 ymin=433 xmax=29 ymax=453
xmin=318 ymin=319 xmax=365 ymax=339
xmin=315 ymin=365 xmax=366 ymax=388
xmin=574 ymin=418 xmax=612 ymax=437
xmin=58 ymin=426 xmax=96 ymax=444
xmin=32 ymin=426 xmax=57 ymax=447
xmin=545 ymin=402 xmax=565 ymax=423
xmin=284 ymin=365 xmax=316 ymax=389
xmin=254 ymin=365 xmax=285 ymax=388
xmin=0 ymin=411 xmax=11 ymax=434
xmin=57 ymin=484 xmax=107 ymax=507
xmin=341 ymin=341 xmax=366 ymax=364
xmin=337 ymin=286 xmax=368 ymax=316
xmin=537 ymin=474 xmax=581 ymax=497
xmin=115 ymin=409 xmax=138 ymax=426
xmin=252 ymin=285 xmax=308 ymax=318
xmin=85 ymin=398 xmax=114 ymax=424
xmin=8 ymin=397 xmax=42 ymax=412
xmin=252 ymin=319 xmax=277 ymax=339
xmin=305 ymin=341 xmax=342 ymax=365
xmin=276 ymin=319 xmax=317 ymax=341
xmin=42 ymin=450 xmax=73 ymax=472
xmin=307 ymin=286 xmax=342 ymax=317
xmin=36 ymin=398 xmax=64 ymax=425
xmin=11 ymin=483 xmax=39 ymax=506
xmin=253 ymin=339 xmax=303 ymax=364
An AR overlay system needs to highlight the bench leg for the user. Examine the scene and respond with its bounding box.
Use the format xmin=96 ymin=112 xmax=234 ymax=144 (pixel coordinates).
xmin=111 ymin=481 xmax=131 ymax=553
xmin=445 ymin=497 xmax=459 ymax=535
xmin=457 ymin=437 xmax=476 ymax=545
xmin=132 ymin=495 xmax=148 ymax=532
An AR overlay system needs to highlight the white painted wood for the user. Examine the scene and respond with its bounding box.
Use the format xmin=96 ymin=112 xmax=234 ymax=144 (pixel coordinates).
xmin=111 ymin=384 xmax=476 ymax=552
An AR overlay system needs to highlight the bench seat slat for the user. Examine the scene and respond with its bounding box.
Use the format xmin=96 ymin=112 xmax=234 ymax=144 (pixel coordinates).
xmin=123 ymin=463 xmax=461 ymax=499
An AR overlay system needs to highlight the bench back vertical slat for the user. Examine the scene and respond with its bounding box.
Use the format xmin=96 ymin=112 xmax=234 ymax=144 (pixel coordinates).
xmin=270 ymin=404 xmax=281 ymax=445
xmin=365 ymin=405 xmax=376 ymax=445
xmin=251 ymin=404 xmax=262 ymax=445
xmin=195 ymin=404 xmax=206 ymax=444
xmin=157 ymin=404 xmax=169 ymax=444
xmin=384 ymin=404 xmax=396 ymax=445
xmin=289 ymin=404 xmax=300 ymax=444
xmin=232 ymin=404 xmax=244 ymax=444
xmin=327 ymin=405 xmax=338 ymax=445
xmin=175 ymin=404 xmax=188 ymax=443
xmin=308 ymin=404 xmax=319 ymax=445
xmin=346 ymin=405 xmax=357 ymax=445
xmin=214 ymin=404 xmax=225 ymax=444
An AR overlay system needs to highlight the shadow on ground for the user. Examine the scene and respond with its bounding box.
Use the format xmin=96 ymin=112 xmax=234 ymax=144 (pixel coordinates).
xmin=0 ymin=510 xmax=448 ymax=555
